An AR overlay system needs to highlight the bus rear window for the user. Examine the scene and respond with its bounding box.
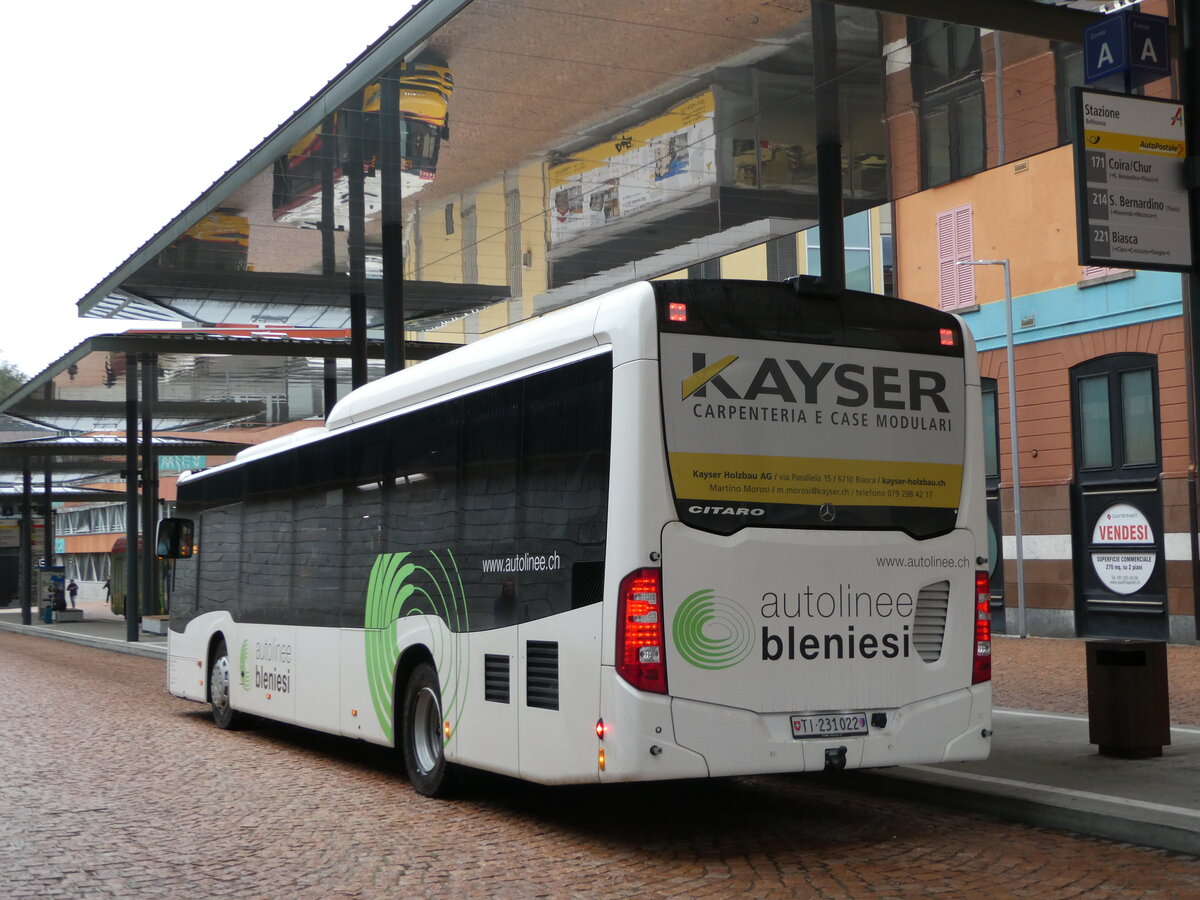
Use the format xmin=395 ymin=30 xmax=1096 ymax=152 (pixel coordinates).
xmin=655 ymin=280 xmax=967 ymax=539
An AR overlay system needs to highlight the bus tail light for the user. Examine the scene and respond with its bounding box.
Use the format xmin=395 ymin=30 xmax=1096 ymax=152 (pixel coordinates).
xmin=972 ymin=571 xmax=992 ymax=684
xmin=616 ymin=568 xmax=668 ymax=694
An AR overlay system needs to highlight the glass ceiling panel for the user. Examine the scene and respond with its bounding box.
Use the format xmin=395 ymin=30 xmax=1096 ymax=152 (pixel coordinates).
xmin=105 ymin=0 xmax=1120 ymax=339
xmin=27 ymin=352 xmax=385 ymax=433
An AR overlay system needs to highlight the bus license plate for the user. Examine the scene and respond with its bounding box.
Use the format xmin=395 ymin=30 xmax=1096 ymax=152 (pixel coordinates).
xmin=790 ymin=712 xmax=869 ymax=740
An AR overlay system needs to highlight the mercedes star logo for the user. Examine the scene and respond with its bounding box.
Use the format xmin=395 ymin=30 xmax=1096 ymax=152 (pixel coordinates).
xmin=819 ymin=503 xmax=837 ymax=523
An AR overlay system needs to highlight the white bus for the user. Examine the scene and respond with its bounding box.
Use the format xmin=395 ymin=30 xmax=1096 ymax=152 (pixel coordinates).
xmin=163 ymin=278 xmax=992 ymax=796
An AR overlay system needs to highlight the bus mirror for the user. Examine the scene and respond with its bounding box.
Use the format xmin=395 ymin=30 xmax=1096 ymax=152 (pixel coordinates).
xmin=157 ymin=518 xmax=195 ymax=559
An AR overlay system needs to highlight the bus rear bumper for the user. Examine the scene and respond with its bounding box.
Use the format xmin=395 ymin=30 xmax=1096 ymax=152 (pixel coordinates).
xmin=670 ymin=683 xmax=992 ymax=777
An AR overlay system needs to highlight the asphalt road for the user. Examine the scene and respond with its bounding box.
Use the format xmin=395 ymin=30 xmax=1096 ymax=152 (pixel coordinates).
xmin=4 ymin=630 xmax=1200 ymax=898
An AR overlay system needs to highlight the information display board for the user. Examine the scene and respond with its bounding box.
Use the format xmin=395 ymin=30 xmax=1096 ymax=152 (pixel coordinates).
xmin=1074 ymin=88 xmax=1190 ymax=272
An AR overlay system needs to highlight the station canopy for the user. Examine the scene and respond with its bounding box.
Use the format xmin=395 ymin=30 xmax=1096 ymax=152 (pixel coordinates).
xmin=0 ymin=330 xmax=432 ymax=497
xmin=72 ymin=0 xmax=1108 ymax=336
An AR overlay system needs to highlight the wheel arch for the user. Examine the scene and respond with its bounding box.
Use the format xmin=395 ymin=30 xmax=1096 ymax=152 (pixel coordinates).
xmin=392 ymin=643 xmax=436 ymax=748
xmin=205 ymin=630 xmax=230 ymax=705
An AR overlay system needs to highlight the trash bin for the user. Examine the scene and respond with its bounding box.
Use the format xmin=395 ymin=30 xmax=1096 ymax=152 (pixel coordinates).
xmin=1085 ymin=639 xmax=1170 ymax=758
xmin=41 ymin=604 xmax=53 ymax=624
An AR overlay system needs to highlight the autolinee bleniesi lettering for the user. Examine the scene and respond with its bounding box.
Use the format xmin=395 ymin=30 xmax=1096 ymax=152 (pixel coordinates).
xmin=254 ymin=639 xmax=293 ymax=693
xmin=757 ymin=585 xmax=913 ymax=662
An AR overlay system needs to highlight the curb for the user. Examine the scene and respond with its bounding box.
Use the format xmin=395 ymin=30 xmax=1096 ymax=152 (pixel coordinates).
xmin=0 ymin=618 xmax=167 ymax=659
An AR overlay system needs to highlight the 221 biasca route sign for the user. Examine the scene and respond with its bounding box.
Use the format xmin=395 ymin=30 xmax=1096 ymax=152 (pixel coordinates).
xmin=1074 ymin=88 xmax=1190 ymax=272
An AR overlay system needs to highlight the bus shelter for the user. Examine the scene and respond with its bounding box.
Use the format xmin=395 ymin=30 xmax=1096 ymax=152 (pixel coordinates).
xmin=0 ymin=331 xmax=452 ymax=640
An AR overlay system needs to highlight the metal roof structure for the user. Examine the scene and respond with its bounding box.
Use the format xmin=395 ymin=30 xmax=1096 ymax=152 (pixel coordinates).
xmin=71 ymin=0 xmax=1107 ymax=341
xmin=0 ymin=330 xmax=455 ymax=495
xmin=0 ymin=330 xmax=452 ymax=634
xmin=0 ymin=332 xmax=442 ymax=427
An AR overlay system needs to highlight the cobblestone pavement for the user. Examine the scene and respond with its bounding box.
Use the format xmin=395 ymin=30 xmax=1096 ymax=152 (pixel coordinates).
xmin=4 ymin=630 xmax=1200 ymax=898
xmin=990 ymin=635 xmax=1200 ymax=725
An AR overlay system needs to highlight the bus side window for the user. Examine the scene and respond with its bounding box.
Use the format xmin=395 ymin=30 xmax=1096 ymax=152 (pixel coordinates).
xmin=157 ymin=517 xmax=195 ymax=558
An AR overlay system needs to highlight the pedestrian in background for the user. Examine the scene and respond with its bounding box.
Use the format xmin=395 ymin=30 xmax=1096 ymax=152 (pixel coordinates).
xmin=103 ymin=577 xmax=111 ymax=604
xmin=66 ymin=579 xmax=79 ymax=608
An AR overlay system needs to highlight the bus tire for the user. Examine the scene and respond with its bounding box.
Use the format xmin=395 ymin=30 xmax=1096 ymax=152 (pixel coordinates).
xmin=209 ymin=639 xmax=245 ymax=731
xmin=401 ymin=661 xmax=455 ymax=797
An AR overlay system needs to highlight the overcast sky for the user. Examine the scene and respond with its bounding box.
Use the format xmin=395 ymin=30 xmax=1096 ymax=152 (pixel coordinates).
xmin=0 ymin=1 xmax=413 ymax=379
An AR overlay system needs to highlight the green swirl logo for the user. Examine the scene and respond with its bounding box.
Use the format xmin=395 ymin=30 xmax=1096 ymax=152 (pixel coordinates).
xmin=364 ymin=550 xmax=469 ymax=744
xmin=239 ymin=640 xmax=251 ymax=692
xmin=672 ymin=589 xmax=754 ymax=670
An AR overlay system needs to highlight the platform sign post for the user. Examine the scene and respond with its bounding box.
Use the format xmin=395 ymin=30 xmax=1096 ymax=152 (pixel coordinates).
xmin=1074 ymin=88 xmax=1191 ymax=272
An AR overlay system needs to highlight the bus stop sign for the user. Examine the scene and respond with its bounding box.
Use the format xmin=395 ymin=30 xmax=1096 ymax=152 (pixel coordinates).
xmin=1085 ymin=12 xmax=1170 ymax=87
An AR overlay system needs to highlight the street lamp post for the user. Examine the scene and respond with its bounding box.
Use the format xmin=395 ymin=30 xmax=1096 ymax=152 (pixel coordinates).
xmin=959 ymin=258 xmax=1027 ymax=638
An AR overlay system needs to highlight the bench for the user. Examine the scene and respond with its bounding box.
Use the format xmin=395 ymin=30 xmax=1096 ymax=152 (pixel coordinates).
xmin=142 ymin=615 xmax=170 ymax=635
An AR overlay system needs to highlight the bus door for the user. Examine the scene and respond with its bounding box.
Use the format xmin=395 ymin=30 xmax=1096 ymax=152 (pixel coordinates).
xmin=1070 ymin=355 xmax=1168 ymax=640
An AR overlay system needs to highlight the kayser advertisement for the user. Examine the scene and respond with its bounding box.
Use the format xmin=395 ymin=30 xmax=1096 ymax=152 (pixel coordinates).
xmin=659 ymin=333 xmax=967 ymax=517
xmin=658 ymin=331 xmax=975 ymax=713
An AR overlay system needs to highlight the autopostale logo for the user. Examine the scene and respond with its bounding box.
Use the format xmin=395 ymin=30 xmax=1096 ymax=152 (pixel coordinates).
xmin=672 ymin=588 xmax=755 ymax=670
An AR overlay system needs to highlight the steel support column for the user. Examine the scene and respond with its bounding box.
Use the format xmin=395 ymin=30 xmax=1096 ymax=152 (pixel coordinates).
xmin=125 ymin=354 xmax=140 ymax=643
xmin=140 ymin=354 xmax=158 ymax=624
xmin=813 ymin=0 xmax=846 ymax=288
xmin=323 ymin=357 xmax=338 ymax=418
xmin=321 ymin=115 xmax=337 ymax=278
xmin=1182 ymin=1 xmax=1200 ymax=639
xmin=19 ymin=459 xmax=31 ymax=626
xmin=380 ymin=65 xmax=406 ymax=375
xmin=345 ymin=107 xmax=369 ymax=389
xmin=42 ymin=460 xmax=53 ymax=573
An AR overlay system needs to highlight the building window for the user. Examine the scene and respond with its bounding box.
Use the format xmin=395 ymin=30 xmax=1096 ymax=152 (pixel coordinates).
xmin=1078 ymin=374 xmax=1113 ymax=470
xmin=1071 ymin=354 xmax=1159 ymax=480
xmin=806 ymin=210 xmax=873 ymax=291
xmin=981 ymin=378 xmax=1000 ymax=481
xmin=911 ymin=20 xmax=985 ymax=188
xmin=936 ymin=204 xmax=974 ymax=310
xmin=1080 ymin=265 xmax=1129 ymax=282
xmin=688 ymin=258 xmax=720 ymax=279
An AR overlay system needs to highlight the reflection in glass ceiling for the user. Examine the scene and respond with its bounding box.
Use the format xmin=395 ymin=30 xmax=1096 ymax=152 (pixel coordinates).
xmin=0 ymin=331 xmax=418 ymax=495
xmin=79 ymin=0 xmax=1105 ymax=342
xmin=0 ymin=333 xmax=406 ymax=435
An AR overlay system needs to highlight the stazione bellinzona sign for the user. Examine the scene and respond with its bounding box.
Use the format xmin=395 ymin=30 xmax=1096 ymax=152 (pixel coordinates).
xmin=1074 ymin=88 xmax=1191 ymax=273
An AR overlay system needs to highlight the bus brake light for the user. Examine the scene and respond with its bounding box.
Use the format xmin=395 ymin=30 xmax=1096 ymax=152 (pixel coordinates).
xmin=940 ymin=327 xmax=956 ymax=347
xmin=972 ymin=571 xmax=992 ymax=684
xmin=668 ymin=302 xmax=687 ymax=322
xmin=616 ymin=568 xmax=668 ymax=694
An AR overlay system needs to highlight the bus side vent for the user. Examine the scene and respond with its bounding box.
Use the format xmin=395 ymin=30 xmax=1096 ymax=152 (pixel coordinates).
xmin=913 ymin=580 xmax=950 ymax=663
xmin=484 ymin=654 xmax=510 ymax=704
xmin=526 ymin=641 xmax=560 ymax=710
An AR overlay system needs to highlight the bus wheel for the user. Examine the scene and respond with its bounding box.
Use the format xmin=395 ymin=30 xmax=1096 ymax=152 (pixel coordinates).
xmin=210 ymin=639 xmax=244 ymax=730
xmin=402 ymin=661 xmax=454 ymax=797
